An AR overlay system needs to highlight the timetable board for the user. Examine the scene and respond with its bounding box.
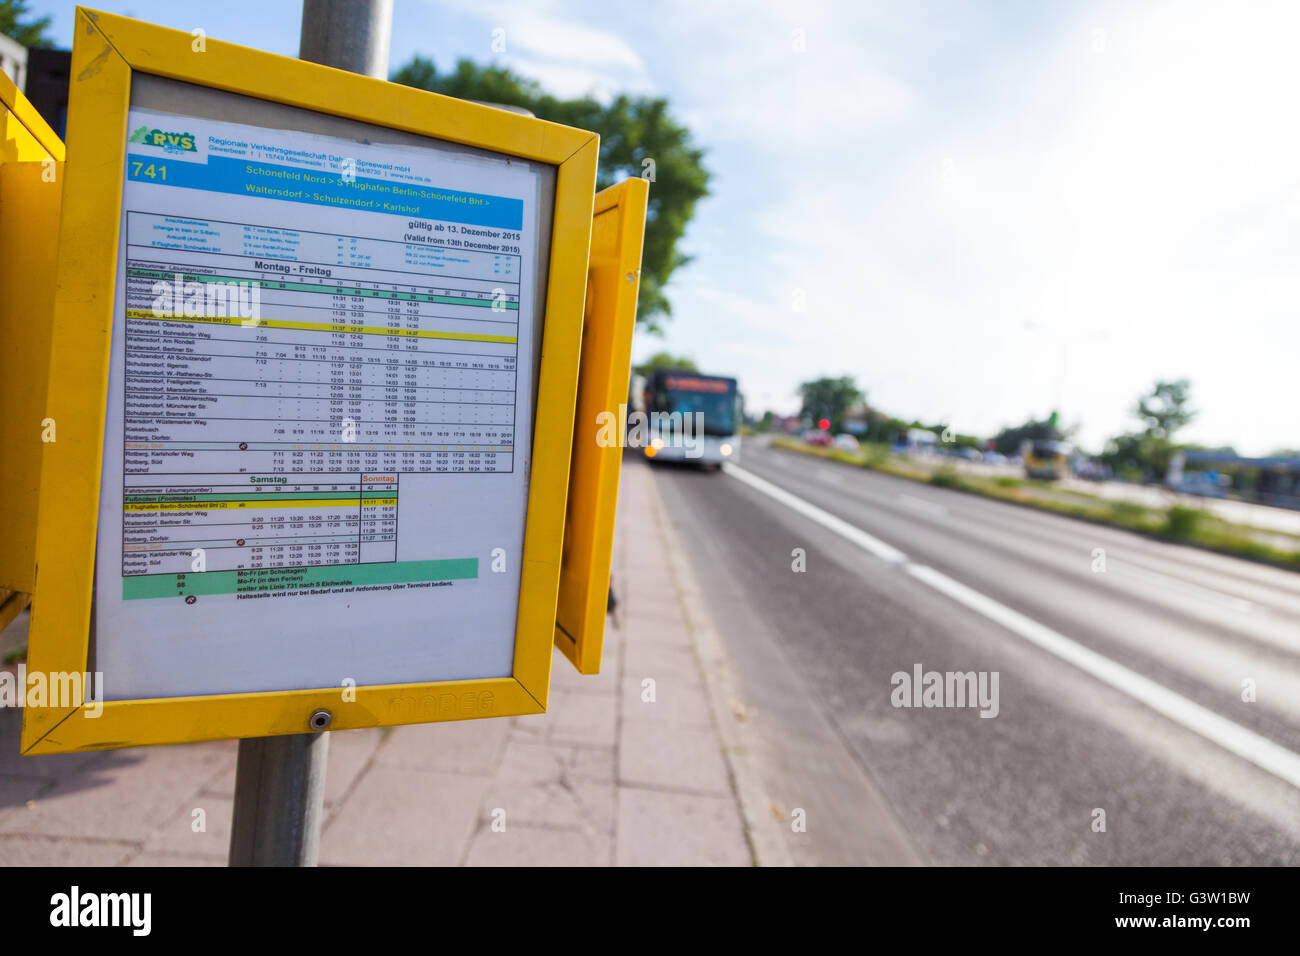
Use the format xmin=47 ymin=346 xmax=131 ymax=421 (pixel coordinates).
xmin=94 ymin=80 xmax=552 ymax=700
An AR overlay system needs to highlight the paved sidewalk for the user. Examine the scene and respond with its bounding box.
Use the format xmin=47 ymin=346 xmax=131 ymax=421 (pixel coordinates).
xmin=0 ymin=459 xmax=753 ymax=866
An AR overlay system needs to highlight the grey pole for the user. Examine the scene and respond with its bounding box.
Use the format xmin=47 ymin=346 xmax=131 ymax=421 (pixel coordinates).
xmin=298 ymin=0 xmax=394 ymax=79
xmin=229 ymin=728 xmax=331 ymax=866
xmin=228 ymin=0 xmax=394 ymax=867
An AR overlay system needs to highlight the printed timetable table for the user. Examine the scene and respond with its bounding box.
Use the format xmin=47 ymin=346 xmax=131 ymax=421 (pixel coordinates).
xmin=122 ymin=474 xmax=398 ymax=580
xmin=119 ymin=210 xmax=525 ymax=580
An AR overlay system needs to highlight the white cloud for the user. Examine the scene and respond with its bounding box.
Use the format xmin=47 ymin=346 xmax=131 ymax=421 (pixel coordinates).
xmin=649 ymin=0 xmax=1300 ymax=454
xmin=498 ymin=57 xmax=631 ymax=101
xmin=661 ymin=0 xmax=916 ymax=148
xmin=438 ymin=0 xmax=653 ymax=101
xmin=428 ymin=0 xmax=1297 ymax=454
xmin=492 ymin=14 xmax=645 ymax=72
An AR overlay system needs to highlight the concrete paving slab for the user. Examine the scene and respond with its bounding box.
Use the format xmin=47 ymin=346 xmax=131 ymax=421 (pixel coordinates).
xmin=464 ymin=825 xmax=611 ymax=867
xmin=615 ymin=788 xmax=750 ymax=866
xmin=319 ymin=765 xmax=488 ymax=866
xmin=619 ymin=722 xmax=734 ymax=795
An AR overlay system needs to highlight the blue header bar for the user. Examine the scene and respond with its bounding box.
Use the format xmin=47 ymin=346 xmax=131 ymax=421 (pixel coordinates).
xmin=126 ymin=154 xmax=524 ymax=230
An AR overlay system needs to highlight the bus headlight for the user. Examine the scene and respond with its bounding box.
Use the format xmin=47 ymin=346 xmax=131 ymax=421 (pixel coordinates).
xmin=720 ymin=443 xmax=733 ymax=456
xmin=650 ymin=437 xmax=664 ymax=450
xmin=644 ymin=445 xmax=657 ymax=458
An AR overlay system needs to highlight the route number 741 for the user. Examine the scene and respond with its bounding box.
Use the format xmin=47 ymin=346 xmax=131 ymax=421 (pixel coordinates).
xmin=130 ymin=161 xmax=167 ymax=181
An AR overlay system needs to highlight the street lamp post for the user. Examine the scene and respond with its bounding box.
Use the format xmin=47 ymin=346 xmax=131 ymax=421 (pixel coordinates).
xmin=1022 ymin=321 xmax=1108 ymax=432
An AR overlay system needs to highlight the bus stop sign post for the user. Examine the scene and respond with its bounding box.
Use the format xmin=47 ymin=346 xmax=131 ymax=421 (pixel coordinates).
xmin=23 ymin=5 xmax=597 ymax=860
xmin=25 ymin=8 xmax=596 ymax=754
xmin=228 ymin=0 xmax=393 ymax=868
xmin=298 ymin=0 xmax=393 ymax=79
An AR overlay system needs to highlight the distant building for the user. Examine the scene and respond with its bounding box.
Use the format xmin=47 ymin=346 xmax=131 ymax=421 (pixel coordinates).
xmin=1172 ymin=451 xmax=1300 ymax=510
xmin=903 ymin=427 xmax=939 ymax=455
xmin=843 ymin=403 xmax=869 ymax=435
xmin=844 ymin=403 xmax=896 ymax=440
xmin=0 ymin=33 xmax=27 ymax=91
xmin=24 ymin=48 xmax=71 ymax=139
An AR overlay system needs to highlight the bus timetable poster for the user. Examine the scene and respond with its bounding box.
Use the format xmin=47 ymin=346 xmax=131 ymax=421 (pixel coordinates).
xmin=94 ymin=107 xmax=546 ymax=700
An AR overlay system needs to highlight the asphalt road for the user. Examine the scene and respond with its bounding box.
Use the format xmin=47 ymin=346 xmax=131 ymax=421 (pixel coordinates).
xmin=645 ymin=438 xmax=1300 ymax=865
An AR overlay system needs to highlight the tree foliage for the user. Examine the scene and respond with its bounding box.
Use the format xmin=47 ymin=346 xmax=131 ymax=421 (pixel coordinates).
xmin=633 ymin=351 xmax=698 ymax=376
xmin=0 ymin=0 xmax=52 ymax=47
xmin=391 ymin=57 xmax=709 ymax=332
xmin=1134 ymin=378 xmax=1195 ymax=439
xmin=990 ymin=416 xmax=1063 ymax=456
xmin=1101 ymin=379 xmax=1197 ymax=480
xmin=797 ymin=376 xmax=862 ymax=433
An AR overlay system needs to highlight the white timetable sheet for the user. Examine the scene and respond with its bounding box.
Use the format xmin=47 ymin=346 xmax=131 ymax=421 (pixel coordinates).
xmin=93 ymin=107 xmax=547 ymax=699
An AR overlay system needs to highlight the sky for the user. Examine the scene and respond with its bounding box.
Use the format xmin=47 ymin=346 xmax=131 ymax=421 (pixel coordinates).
xmin=27 ymin=0 xmax=1300 ymax=454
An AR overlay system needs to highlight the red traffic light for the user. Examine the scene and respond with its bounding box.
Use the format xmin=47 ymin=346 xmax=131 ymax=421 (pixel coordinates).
xmin=818 ymin=418 xmax=830 ymax=431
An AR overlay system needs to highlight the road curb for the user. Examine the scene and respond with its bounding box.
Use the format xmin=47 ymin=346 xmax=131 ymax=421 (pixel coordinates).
xmin=643 ymin=465 xmax=795 ymax=867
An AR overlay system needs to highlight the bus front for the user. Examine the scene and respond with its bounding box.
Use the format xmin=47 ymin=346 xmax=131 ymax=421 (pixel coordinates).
xmin=644 ymin=372 xmax=740 ymax=467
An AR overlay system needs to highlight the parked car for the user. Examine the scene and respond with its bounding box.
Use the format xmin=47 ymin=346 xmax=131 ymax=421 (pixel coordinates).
xmin=1075 ymin=459 xmax=1110 ymax=481
xmin=803 ymin=429 xmax=833 ymax=447
xmin=833 ymin=433 xmax=860 ymax=452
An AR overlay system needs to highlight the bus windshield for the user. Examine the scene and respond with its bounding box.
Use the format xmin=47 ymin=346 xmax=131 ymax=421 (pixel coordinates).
xmin=651 ymin=374 xmax=738 ymax=437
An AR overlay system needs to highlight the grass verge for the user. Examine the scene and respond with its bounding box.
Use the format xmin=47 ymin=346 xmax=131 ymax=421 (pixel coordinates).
xmin=768 ymin=436 xmax=1300 ymax=571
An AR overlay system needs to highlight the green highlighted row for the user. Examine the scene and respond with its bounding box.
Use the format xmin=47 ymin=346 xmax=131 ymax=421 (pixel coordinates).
xmin=122 ymin=558 xmax=478 ymax=600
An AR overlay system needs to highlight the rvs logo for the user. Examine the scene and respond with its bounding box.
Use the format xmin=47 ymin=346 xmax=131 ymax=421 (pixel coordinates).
xmin=127 ymin=125 xmax=197 ymax=153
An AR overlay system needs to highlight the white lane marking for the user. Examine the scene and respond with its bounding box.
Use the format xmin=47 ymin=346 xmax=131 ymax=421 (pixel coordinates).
xmin=906 ymin=564 xmax=1300 ymax=789
xmin=723 ymin=463 xmax=907 ymax=564
xmin=724 ymin=461 xmax=1300 ymax=790
xmin=1108 ymin=558 xmax=1256 ymax=615
xmin=898 ymin=493 xmax=947 ymax=517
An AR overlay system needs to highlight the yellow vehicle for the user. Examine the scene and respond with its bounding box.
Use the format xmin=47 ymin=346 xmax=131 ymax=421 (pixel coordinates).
xmin=1021 ymin=439 xmax=1072 ymax=481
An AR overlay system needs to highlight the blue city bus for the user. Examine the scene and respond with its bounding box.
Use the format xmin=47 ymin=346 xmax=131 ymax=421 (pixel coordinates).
xmin=637 ymin=370 xmax=741 ymax=467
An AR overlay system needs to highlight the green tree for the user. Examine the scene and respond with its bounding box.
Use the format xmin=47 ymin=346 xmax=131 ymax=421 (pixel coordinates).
xmin=991 ymin=416 xmax=1060 ymax=457
xmin=797 ymin=376 xmax=862 ymax=433
xmin=391 ymin=57 xmax=709 ymax=332
xmin=0 ymin=0 xmax=52 ymax=47
xmin=1101 ymin=379 xmax=1197 ymax=480
xmin=633 ymin=351 xmax=697 ymax=376
xmin=1099 ymin=432 xmax=1156 ymax=481
xmin=1136 ymin=378 xmax=1195 ymax=440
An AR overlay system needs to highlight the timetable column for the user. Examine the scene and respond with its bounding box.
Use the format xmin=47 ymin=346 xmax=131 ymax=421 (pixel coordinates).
xmin=359 ymin=474 xmax=398 ymax=563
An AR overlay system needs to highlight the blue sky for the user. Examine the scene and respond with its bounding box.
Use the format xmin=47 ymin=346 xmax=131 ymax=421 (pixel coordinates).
xmin=30 ymin=0 xmax=1300 ymax=454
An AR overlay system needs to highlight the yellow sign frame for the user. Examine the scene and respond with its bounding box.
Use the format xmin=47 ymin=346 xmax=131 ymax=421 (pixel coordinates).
xmin=21 ymin=8 xmax=598 ymax=755
xmin=0 ymin=69 xmax=64 ymax=625
xmin=555 ymin=178 xmax=648 ymax=673
xmin=0 ymin=67 xmax=64 ymax=162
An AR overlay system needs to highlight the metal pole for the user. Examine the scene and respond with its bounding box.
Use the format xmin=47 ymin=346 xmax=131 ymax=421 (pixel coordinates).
xmin=1056 ymin=339 xmax=1067 ymax=426
xmin=298 ymin=0 xmax=394 ymax=79
xmin=229 ymin=731 xmax=331 ymax=866
xmin=227 ymin=0 xmax=394 ymax=867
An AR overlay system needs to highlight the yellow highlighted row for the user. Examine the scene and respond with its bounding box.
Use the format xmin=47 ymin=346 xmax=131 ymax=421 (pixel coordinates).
xmin=125 ymin=498 xmax=397 ymax=512
xmin=126 ymin=309 xmax=518 ymax=344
